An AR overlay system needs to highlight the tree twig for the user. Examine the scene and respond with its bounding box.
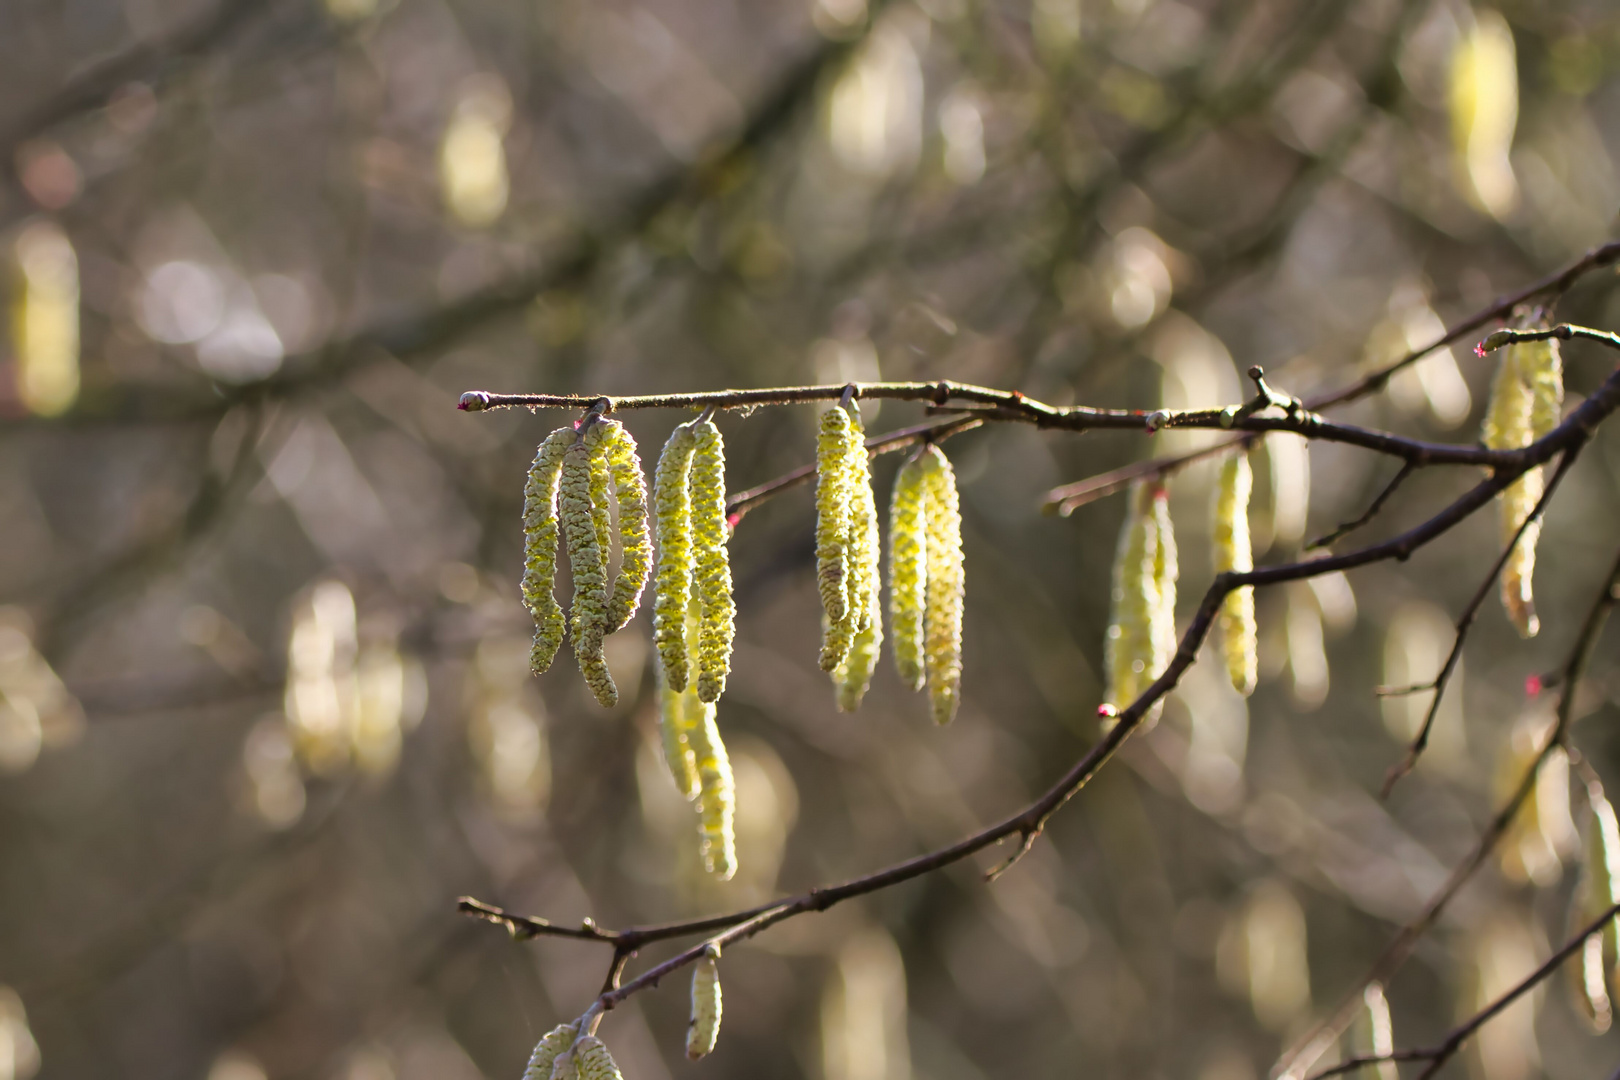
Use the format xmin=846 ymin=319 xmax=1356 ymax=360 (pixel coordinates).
xmin=1307 ymin=461 xmax=1417 ymax=551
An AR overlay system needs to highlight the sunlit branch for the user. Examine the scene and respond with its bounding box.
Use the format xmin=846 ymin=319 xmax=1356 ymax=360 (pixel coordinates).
xmin=1477 ymin=322 xmax=1620 ymax=356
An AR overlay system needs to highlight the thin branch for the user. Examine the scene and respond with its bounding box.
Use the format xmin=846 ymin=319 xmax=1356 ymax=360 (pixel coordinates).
xmin=1042 ymin=436 xmax=1252 ymax=516
xmin=1276 ymin=541 xmax=1620 ymax=1080
xmin=1307 ymin=461 xmax=1416 ymax=551
xmin=1381 ymin=445 xmax=1581 ymax=794
xmin=1305 ymin=899 xmax=1620 ymax=1080
xmin=1477 ymin=323 xmax=1620 ymax=357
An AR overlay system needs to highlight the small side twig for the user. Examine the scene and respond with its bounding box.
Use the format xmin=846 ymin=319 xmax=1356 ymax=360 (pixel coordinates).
xmin=1476 ymin=323 xmax=1620 ymax=357
xmin=1307 ymin=461 xmax=1416 ymax=551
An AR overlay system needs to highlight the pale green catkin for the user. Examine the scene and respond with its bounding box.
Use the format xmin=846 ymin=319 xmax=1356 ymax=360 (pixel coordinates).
xmin=888 ymin=456 xmax=928 ymax=691
xmin=572 ymin=1036 xmax=624 ymax=1080
xmin=522 ymin=427 xmax=575 ymax=674
xmin=1483 ymin=336 xmax=1563 ymax=638
xmin=653 ymin=424 xmax=698 ymax=690
xmin=687 ymin=945 xmax=723 ymax=1059
xmin=523 ymin=1025 xmax=578 ymax=1080
xmin=1213 ymin=453 xmax=1257 ymax=697
xmin=815 ymin=407 xmax=855 ymax=628
xmin=920 ymin=446 xmax=963 ymax=725
xmin=563 ymin=435 xmax=616 ymax=707
xmin=1571 ymin=786 xmax=1620 ymax=1030
xmin=836 ymin=479 xmax=883 ymax=712
xmin=601 ymin=422 xmax=652 ymax=632
xmin=1148 ymin=484 xmax=1178 ymax=692
xmin=821 ymin=406 xmax=872 ymax=673
xmin=687 ymin=692 xmax=736 ymax=879
xmin=690 ymin=419 xmax=735 ymax=703
xmin=659 ymin=668 xmax=701 ymax=800
xmin=1105 ymin=481 xmax=1159 ymax=716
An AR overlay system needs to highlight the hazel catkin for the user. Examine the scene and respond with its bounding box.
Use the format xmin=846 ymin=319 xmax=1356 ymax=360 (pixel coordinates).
xmin=571 ymin=1036 xmax=625 ymax=1080
xmin=653 ymin=424 xmax=698 ymax=690
xmin=815 ymin=406 xmax=856 ymax=629
xmin=563 ymin=434 xmax=617 ymax=707
xmin=1571 ymin=785 xmax=1620 ymax=1030
xmin=522 ymin=427 xmax=575 ymax=674
xmin=599 ymin=421 xmax=652 ymax=633
xmin=835 ymin=487 xmax=883 ymax=712
xmin=1104 ymin=482 xmax=1162 ymax=720
xmin=686 ymin=691 xmax=736 ymax=879
xmin=690 ymin=419 xmax=736 ymax=703
xmin=659 ymin=669 xmax=701 ymax=800
xmin=1213 ymin=453 xmax=1257 ymax=696
xmin=920 ymin=445 xmax=963 ymax=726
xmin=1148 ymin=482 xmax=1178 ymax=680
xmin=687 ymin=944 xmax=723 ymax=1059
xmin=888 ymin=456 xmax=927 ymax=691
xmin=523 ymin=1025 xmax=579 ymax=1080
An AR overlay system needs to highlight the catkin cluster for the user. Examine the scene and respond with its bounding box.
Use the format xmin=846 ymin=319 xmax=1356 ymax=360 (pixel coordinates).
xmin=522 ymin=1024 xmax=628 ymax=1080
xmin=1103 ymin=482 xmax=1177 ymax=724
xmin=522 ymin=419 xmax=653 ymax=705
xmin=884 ymin=445 xmax=966 ymax=723
xmin=1481 ymin=335 xmax=1563 ymax=638
xmin=1213 ymin=453 xmax=1257 ymax=697
xmin=654 ymin=594 xmax=737 ymax=879
xmin=1571 ymin=784 xmax=1620 ymax=1031
xmin=687 ymin=944 xmax=723 ymax=1059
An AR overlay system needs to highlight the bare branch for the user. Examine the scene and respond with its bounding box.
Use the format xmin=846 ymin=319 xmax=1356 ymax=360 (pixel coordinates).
xmin=1307 ymin=461 xmax=1416 ymax=551
xmin=1477 ymin=323 xmax=1620 ymax=356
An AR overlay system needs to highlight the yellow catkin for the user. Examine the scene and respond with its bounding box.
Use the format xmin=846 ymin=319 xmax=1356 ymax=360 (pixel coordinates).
xmin=523 ymin=427 xmax=575 ymax=674
xmin=1572 ymin=787 xmax=1620 ymax=1031
xmin=563 ymin=436 xmax=617 ymax=707
xmin=815 ymin=407 xmax=855 ymax=628
xmin=920 ymin=446 xmax=964 ymax=725
xmin=586 ymin=425 xmax=614 ymax=579
xmin=1105 ymin=482 xmax=1159 ymax=715
xmin=659 ymin=669 xmax=701 ymax=800
xmin=523 ymin=1025 xmax=578 ymax=1080
xmin=690 ymin=420 xmax=736 ymax=703
xmin=836 ymin=492 xmax=884 ymax=713
xmin=687 ymin=945 xmax=723 ymax=1059
xmin=888 ymin=457 xmax=928 ymax=691
xmin=653 ymin=424 xmax=698 ymax=690
xmin=547 ymin=1049 xmax=577 ymax=1080
xmin=572 ymin=1036 xmax=624 ymax=1080
xmin=1483 ymin=337 xmax=1562 ymax=638
xmin=1149 ymin=485 xmax=1177 ymax=679
xmin=1214 ymin=453 xmax=1257 ymax=696
xmin=686 ymin=687 xmax=736 ymax=879
xmin=600 ymin=422 xmax=652 ymax=633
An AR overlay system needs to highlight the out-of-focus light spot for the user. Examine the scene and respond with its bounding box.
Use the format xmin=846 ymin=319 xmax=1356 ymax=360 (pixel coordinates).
xmin=253 ymin=273 xmax=321 ymax=353
xmin=197 ymin=305 xmax=284 ymax=383
xmin=1032 ymin=0 xmax=1081 ymax=61
xmin=938 ymin=86 xmax=985 ymax=185
xmin=1306 ymin=570 xmax=1356 ymax=634
xmin=1217 ymin=881 xmax=1311 ymax=1032
xmin=1262 ymin=431 xmax=1310 ymax=551
xmin=1344 ymin=983 xmax=1397 ymax=1080
xmin=439 ymin=76 xmax=511 ymax=229
xmin=0 ymin=607 xmax=84 ymax=774
xmin=0 ymin=987 xmax=41 ymax=1080
xmin=469 ymin=637 xmax=550 ymax=812
xmin=342 ymin=1048 xmax=395 ymax=1080
xmin=244 ymin=716 xmax=305 ymax=829
xmin=325 ymin=0 xmax=378 ymax=21
xmin=139 ymin=260 xmax=225 ymax=345
xmin=12 ymin=220 xmax=80 ymax=417
xmin=1449 ymin=10 xmax=1518 ymax=220
xmin=1381 ymin=285 xmax=1470 ymax=428
xmin=813 ymin=0 xmax=868 ymax=37
xmin=16 ymin=142 xmax=81 ymax=210
xmin=207 ymin=1050 xmax=268 ymax=1080
xmin=1105 ymin=227 xmax=1172 ymax=328
xmin=827 ymin=21 xmax=924 ymax=179
xmin=1285 ymin=582 xmax=1328 ymax=710
xmin=437 ymin=562 xmax=481 ymax=604
xmin=1380 ymin=602 xmax=1466 ymax=767
xmin=821 ymin=929 xmax=910 ymax=1080
xmin=1174 ymin=652 xmax=1247 ymax=815
xmin=1465 ymin=915 xmax=1541 ymax=1080
xmin=1494 ymin=714 xmax=1576 ymax=886
xmin=729 ymin=739 xmax=799 ymax=896
xmin=812 ymin=335 xmax=882 ymax=420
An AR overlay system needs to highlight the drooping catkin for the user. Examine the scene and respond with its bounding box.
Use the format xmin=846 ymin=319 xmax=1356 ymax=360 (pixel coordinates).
xmin=1105 ymin=482 xmax=1160 ymax=716
xmin=659 ymin=670 xmax=701 ymax=800
xmin=1213 ymin=453 xmax=1257 ymax=696
xmin=888 ymin=457 xmax=928 ymax=691
xmin=600 ymin=422 xmax=652 ymax=632
xmin=690 ymin=419 xmax=735 ymax=703
xmin=920 ymin=445 xmax=964 ymax=726
xmin=1148 ymin=484 xmax=1177 ymax=678
xmin=836 ymin=486 xmax=883 ymax=712
xmin=522 ymin=428 xmax=575 ymax=674
xmin=819 ymin=406 xmax=871 ymax=672
xmin=563 ymin=435 xmax=617 ymax=707
xmin=687 ymin=944 xmax=723 ymax=1059
xmin=686 ymin=691 xmax=736 ymax=879
xmin=572 ymin=1036 xmax=625 ymax=1080
xmin=653 ymin=424 xmax=698 ymax=690
xmin=1483 ymin=336 xmax=1563 ymax=638
xmin=523 ymin=1025 xmax=579 ymax=1080
xmin=815 ymin=407 xmax=856 ymax=628
xmin=1571 ymin=786 xmax=1620 ymax=1031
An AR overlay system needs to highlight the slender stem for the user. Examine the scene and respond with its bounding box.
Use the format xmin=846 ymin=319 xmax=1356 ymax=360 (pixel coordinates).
xmin=1477 ymin=323 xmax=1620 ymax=356
xmin=1306 ymin=461 xmax=1416 ymax=551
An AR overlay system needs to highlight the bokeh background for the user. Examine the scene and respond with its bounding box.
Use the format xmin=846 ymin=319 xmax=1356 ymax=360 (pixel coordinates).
xmin=4 ymin=0 xmax=1620 ymax=1077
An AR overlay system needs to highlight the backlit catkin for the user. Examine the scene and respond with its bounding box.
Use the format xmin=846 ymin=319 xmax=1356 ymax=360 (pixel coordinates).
xmin=1213 ymin=454 xmax=1257 ymax=696
xmin=690 ymin=419 xmax=735 ymax=703
xmin=1483 ymin=336 xmax=1563 ymax=637
xmin=659 ymin=670 xmax=701 ymax=800
xmin=1572 ymin=787 xmax=1620 ymax=1030
xmin=920 ymin=445 xmax=964 ymax=726
xmin=1105 ymin=482 xmax=1160 ymax=717
xmin=523 ymin=1025 xmax=578 ymax=1080
xmin=572 ymin=1036 xmax=624 ymax=1080
xmin=563 ymin=435 xmax=617 ymax=707
xmin=653 ymin=424 xmax=698 ymax=690
xmin=522 ymin=428 xmax=575 ymax=674
xmin=836 ymin=491 xmax=883 ymax=712
xmin=686 ymin=692 xmax=736 ymax=879
xmin=888 ymin=457 xmax=927 ymax=691
xmin=1149 ymin=484 xmax=1177 ymax=677
xmin=687 ymin=944 xmax=722 ymax=1059
xmin=599 ymin=422 xmax=652 ymax=633
xmin=815 ymin=407 xmax=856 ymax=629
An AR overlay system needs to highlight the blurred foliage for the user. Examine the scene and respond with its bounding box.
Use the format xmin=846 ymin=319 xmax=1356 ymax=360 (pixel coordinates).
xmin=2 ymin=0 xmax=1620 ymax=1078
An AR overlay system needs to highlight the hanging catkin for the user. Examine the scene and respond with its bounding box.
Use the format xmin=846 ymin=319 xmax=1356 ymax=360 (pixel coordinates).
xmin=653 ymin=423 xmax=698 ymax=690
xmin=1213 ymin=453 xmax=1257 ymax=696
xmin=1571 ymin=784 xmax=1620 ymax=1030
xmin=1148 ymin=483 xmax=1177 ymax=678
xmin=563 ymin=433 xmax=616 ymax=707
xmin=522 ymin=427 xmax=576 ymax=674
xmin=920 ymin=445 xmax=964 ymax=725
xmin=1105 ymin=481 xmax=1160 ymax=717
xmin=687 ymin=944 xmax=723 ymax=1059
xmin=659 ymin=669 xmax=701 ymax=800
xmin=815 ymin=407 xmax=856 ymax=629
xmin=819 ymin=406 xmax=872 ymax=672
xmin=687 ymin=690 xmax=737 ymax=879
xmin=1482 ymin=335 xmax=1563 ymax=637
xmin=835 ymin=473 xmax=883 ymax=712
xmin=571 ymin=1036 xmax=625 ymax=1080
xmin=523 ymin=1025 xmax=579 ymax=1080
xmin=888 ymin=456 xmax=928 ymax=691
xmin=690 ymin=419 xmax=735 ymax=703
xmin=599 ymin=422 xmax=652 ymax=632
